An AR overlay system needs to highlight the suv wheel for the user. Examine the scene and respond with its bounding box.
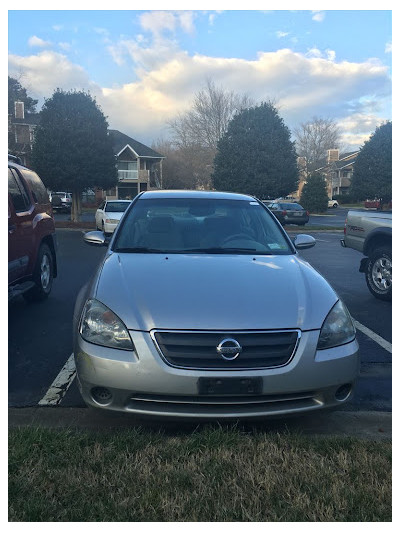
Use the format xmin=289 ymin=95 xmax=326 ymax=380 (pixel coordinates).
xmin=23 ymin=244 xmax=54 ymax=302
xmin=365 ymin=247 xmax=392 ymax=301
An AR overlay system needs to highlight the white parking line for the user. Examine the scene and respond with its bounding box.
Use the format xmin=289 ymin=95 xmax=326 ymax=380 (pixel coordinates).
xmin=353 ymin=320 xmax=392 ymax=353
xmin=38 ymin=353 xmax=76 ymax=406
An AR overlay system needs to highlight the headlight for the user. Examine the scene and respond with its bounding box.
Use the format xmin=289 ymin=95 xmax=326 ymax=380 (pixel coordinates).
xmin=79 ymin=299 xmax=134 ymax=351
xmin=105 ymin=219 xmax=119 ymax=224
xmin=317 ymin=299 xmax=356 ymax=350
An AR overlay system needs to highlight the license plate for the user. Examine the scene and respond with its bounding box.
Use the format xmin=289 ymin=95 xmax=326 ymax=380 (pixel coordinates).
xmin=198 ymin=377 xmax=263 ymax=395
xmin=293 ymin=212 xmax=302 ymax=216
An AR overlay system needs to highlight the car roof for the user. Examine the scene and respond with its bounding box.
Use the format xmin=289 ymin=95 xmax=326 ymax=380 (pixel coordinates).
xmin=8 ymin=161 xmax=29 ymax=171
xmin=138 ymin=190 xmax=256 ymax=201
xmin=106 ymin=199 xmax=131 ymax=203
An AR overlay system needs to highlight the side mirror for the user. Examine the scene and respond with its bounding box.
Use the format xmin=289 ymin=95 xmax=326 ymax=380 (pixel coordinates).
xmin=293 ymin=234 xmax=316 ymax=250
xmin=83 ymin=230 xmax=107 ymax=246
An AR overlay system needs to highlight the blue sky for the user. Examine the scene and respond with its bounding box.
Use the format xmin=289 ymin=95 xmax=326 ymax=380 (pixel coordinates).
xmin=8 ymin=7 xmax=392 ymax=149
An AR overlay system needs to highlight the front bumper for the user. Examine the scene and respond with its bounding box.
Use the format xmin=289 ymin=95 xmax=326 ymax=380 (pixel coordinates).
xmin=74 ymin=329 xmax=359 ymax=419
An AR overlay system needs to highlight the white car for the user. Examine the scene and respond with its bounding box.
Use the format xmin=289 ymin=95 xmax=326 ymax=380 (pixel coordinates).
xmin=95 ymin=200 xmax=131 ymax=235
xmin=328 ymin=200 xmax=339 ymax=208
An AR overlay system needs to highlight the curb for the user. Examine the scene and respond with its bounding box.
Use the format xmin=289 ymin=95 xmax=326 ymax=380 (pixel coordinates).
xmin=8 ymin=407 xmax=391 ymax=440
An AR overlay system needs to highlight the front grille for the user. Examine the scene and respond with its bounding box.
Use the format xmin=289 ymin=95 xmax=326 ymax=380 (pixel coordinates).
xmin=152 ymin=330 xmax=300 ymax=370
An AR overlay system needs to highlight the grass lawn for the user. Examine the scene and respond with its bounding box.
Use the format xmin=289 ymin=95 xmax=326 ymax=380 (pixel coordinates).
xmin=9 ymin=425 xmax=391 ymax=522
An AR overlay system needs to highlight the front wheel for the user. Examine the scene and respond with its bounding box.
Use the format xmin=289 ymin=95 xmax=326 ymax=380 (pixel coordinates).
xmin=365 ymin=247 xmax=392 ymax=301
xmin=23 ymin=244 xmax=54 ymax=302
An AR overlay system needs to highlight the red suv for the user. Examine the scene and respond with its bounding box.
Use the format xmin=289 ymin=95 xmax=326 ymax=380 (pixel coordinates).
xmin=8 ymin=157 xmax=57 ymax=301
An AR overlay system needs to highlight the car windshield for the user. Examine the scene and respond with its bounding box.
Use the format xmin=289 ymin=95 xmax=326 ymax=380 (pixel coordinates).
xmin=281 ymin=203 xmax=303 ymax=211
xmin=113 ymin=198 xmax=293 ymax=255
xmin=105 ymin=202 xmax=130 ymax=213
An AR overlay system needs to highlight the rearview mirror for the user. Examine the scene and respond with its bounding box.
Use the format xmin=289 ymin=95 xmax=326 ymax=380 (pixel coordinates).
xmin=83 ymin=231 xmax=107 ymax=246
xmin=293 ymin=234 xmax=316 ymax=250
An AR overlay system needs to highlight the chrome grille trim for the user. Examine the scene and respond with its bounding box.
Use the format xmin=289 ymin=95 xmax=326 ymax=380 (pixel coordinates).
xmin=150 ymin=329 xmax=301 ymax=370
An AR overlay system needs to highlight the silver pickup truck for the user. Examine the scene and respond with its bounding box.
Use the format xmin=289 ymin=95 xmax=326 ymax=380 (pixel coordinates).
xmin=341 ymin=210 xmax=392 ymax=301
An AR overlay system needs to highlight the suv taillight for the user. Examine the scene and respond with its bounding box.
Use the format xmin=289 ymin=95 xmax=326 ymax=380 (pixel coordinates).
xmin=282 ymin=210 xmax=287 ymax=216
xmin=306 ymin=211 xmax=309 ymax=216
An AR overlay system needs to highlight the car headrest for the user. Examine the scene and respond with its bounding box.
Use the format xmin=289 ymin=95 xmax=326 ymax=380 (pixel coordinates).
xmin=148 ymin=216 xmax=175 ymax=233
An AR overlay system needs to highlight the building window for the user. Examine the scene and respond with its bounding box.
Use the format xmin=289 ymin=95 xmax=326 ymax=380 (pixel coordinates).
xmin=118 ymin=160 xmax=138 ymax=180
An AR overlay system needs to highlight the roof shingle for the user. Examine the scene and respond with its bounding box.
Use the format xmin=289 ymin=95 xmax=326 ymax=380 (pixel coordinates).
xmin=109 ymin=129 xmax=164 ymax=158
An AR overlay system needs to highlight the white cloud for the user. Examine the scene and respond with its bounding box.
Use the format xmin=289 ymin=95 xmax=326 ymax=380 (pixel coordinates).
xmin=8 ymin=51 xmax=97 ymax=100
xmin=306 ymin=47 xmax=322 ymax=58
xmin=28 ymin=35 xmax=52 ymax=48
xmin=52 ymin=25 xmax=63 ymax=31
xmin=58 ymin=42 xmax=72 ymax=51
xmin=312 ymin=11 xmax=325 ymax=23
xmin=8 ymin=45 xmax=391 ymax=150
xmin=94 ymin=27 xmax=112 ymax=45
xmin=326 ymin=50 xmax=336 ymax=61
xmin=276 ymin=31 xmax=289 ymax=39
xmin=177 ymin=12 xmax=196 ymax=35
xmin=385 ymin=42 xmax=392 ymax=53
xmin=139 ymin=11 xmax=177 ymax=37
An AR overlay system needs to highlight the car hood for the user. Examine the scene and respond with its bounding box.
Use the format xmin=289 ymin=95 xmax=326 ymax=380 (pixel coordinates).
xmin=94 ymin=252 xmax=338 ymax=331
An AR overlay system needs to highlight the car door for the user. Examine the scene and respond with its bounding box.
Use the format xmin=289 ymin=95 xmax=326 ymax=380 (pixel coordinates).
xmin=8 ymin=168 xmax=34 ymax=283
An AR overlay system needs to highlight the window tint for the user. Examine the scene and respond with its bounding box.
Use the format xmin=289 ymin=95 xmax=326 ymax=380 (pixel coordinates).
xmin=8 ymin=168 xmax=30 ymax=212
xmin=21 ymin=169 xmax=49 ymax=204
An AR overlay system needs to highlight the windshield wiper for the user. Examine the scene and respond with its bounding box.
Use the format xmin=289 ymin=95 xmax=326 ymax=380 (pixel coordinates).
xmin=114 ymin=247 xmax=165 ymax=253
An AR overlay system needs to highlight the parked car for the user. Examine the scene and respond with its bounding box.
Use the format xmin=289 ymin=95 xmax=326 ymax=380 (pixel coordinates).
xmin=73 ymin=190 xmax=359 ymax=419
xmin=50 ymin=191 xmax=72 ymax=212
xmin=341 ymin=209 xmax=392 ymax=301
xmin=95 ymin=200 xmax=131 ymax=235
xmin=328 ymin=200 xmax=339 ymax=208
xmin=265 ymin=202 xmax=309 ymax=226
xmin=8 ymin=159 xmax=57 ymax=301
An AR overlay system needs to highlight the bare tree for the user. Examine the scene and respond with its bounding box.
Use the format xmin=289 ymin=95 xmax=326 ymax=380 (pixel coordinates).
xmin=166 ymin=79 xmax=254 ymax=189
xmin=152 ymin=137 xmax=214 ymax=190
xmin=293 ymin=117 xmax=343 ymax=172
xmin=169 ymin=79 xmax=254 ymax=151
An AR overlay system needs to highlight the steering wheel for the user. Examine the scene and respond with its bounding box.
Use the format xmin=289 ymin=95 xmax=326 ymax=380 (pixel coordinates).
xmin=221 ymin=233 xmax=253 ymax=245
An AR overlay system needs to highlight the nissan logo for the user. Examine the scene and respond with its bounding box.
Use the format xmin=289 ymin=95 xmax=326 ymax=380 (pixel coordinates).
xmin=216 ymin=338 xmax=242 ymax=361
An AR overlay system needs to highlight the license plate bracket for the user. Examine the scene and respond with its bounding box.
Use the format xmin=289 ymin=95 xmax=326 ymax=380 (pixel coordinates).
xmin=198 ymin=377 xmax=263 ymax=396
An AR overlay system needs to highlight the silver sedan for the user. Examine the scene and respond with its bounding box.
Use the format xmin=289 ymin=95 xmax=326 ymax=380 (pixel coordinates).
xmin=73 ymin=190 xmax=359 ymax=419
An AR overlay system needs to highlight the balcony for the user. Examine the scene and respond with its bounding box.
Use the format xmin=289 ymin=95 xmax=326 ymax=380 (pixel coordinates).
xmin=118 ymin=170 xmax=138 ymax=180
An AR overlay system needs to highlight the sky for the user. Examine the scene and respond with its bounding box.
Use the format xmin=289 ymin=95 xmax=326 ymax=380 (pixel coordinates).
xmin=7 ymin=4 xmax=393 ymax=151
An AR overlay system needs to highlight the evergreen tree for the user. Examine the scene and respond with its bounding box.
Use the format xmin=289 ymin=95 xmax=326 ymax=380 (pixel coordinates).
xmin=350 ymin=122 xmax=392 ymax=206
xmin=300 ymin=172 xmax=328 ymax=213
xmin=31 ymin=89 xmax=117 ymax=221
xmin=212 ymin=102 xmax=298 ymax=199
xmin=8 ymin=76 xmax=38 ymax=115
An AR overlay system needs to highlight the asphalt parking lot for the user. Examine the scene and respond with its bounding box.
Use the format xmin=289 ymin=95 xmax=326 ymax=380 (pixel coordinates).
xmin=8 ymin=227 xmax=391 ymax=419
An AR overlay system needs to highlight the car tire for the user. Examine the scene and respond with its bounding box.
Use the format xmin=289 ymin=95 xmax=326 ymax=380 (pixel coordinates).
xmin=23 ymin=243 xmax=54 ymax=302
xmin=365 ymin=247 xmax=392 ymax=301
xmin=333 ymin=203 xmax=338 ymax=208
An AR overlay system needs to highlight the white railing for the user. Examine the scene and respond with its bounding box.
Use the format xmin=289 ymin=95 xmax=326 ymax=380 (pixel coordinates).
xmin=118 ymin=170 xmax=138 ymax=180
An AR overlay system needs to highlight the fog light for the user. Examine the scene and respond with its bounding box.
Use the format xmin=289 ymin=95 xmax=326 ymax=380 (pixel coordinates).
xmin=91 ymin=387 xmax=113 ymax=405
xmin=335 ymin=384 xmax=352 ymax=401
